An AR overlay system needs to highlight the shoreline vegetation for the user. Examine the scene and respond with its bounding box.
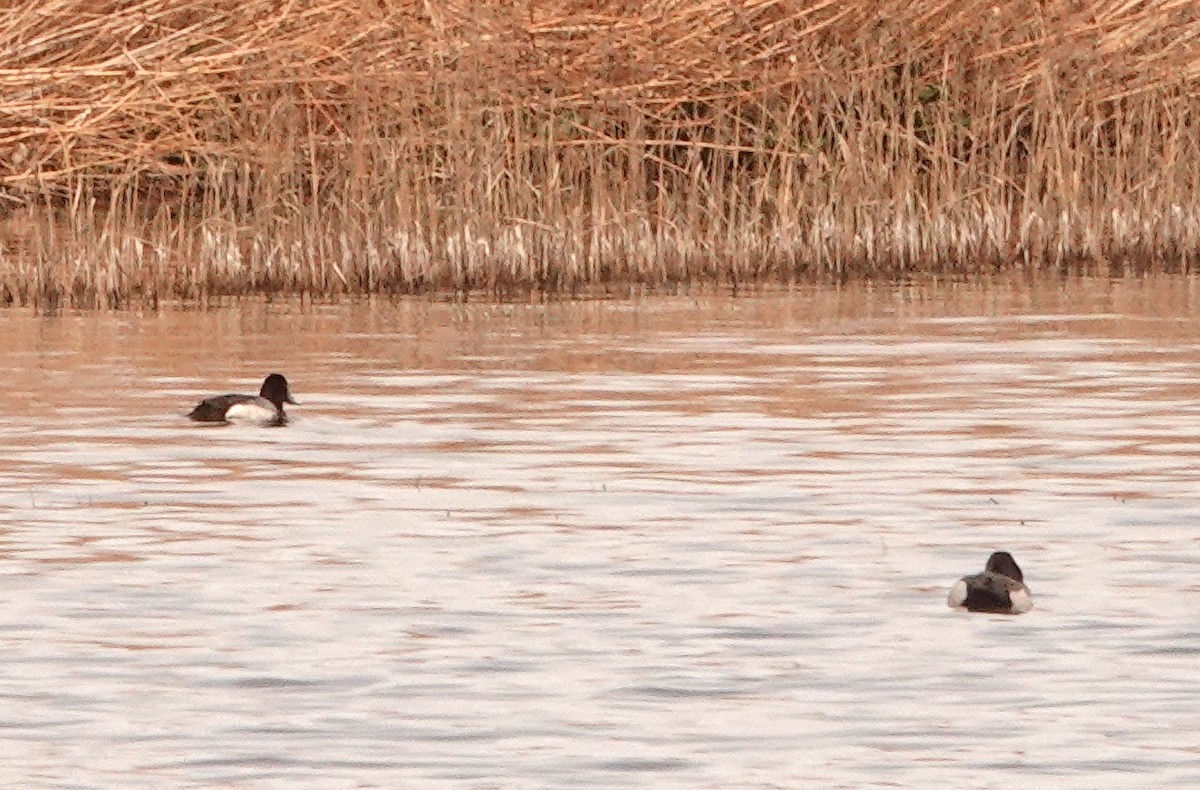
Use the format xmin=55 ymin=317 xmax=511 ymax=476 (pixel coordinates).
xmin=2 ymin=1 xmax=1199 ymax=308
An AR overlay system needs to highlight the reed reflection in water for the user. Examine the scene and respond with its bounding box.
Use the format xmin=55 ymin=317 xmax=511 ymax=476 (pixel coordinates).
xmin=1 ymin=279 xmax=1199 ymax=787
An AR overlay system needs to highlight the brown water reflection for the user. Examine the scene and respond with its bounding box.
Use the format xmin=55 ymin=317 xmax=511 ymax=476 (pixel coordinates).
xmin=1 ymin=275 xmax=1200 ymax=787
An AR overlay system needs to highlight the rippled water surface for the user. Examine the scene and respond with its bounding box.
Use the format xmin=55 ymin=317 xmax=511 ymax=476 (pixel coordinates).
xmin=2 ymin=277 xmax=1199 ymax=788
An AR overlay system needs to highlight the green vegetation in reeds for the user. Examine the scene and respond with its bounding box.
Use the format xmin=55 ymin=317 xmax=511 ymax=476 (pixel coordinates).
xmin=2 ymin=0 xmax=1199 ymax=307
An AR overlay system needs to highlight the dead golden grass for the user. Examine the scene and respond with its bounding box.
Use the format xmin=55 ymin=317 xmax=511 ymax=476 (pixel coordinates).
xmin=2 ymin=0 xmax=1199 ymax=307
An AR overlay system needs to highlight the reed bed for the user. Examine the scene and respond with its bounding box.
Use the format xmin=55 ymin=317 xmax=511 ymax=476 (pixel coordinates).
xmin=1 ymin=0 xmax=1199 ymax=307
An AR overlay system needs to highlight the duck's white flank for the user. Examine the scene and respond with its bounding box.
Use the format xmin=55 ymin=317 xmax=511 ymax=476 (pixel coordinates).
xmin=223 ymin=399 xmax=280 ymax=425
xmin=1008 ymin=586 xmax=1034 ymax=614
xmin=946 ymin=579 xmax=969 ymax=608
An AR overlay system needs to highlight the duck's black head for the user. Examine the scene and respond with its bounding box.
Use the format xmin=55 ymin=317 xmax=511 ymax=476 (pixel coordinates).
xmin=985 ymin=551 xmax=1023 ymax=582
xmin=260 ymin=373 xmax=298 ymax=407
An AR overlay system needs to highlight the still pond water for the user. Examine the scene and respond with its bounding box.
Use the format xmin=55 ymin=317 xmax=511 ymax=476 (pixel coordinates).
xmin=1 ymin=277 xmax=1198 ymax=788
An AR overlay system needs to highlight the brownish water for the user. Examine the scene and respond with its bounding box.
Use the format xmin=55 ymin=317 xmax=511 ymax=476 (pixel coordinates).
xmin=2 ymin=277 xmax=1199 ymax=787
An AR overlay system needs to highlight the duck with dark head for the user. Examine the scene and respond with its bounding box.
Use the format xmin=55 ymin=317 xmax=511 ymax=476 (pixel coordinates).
xmin=188 ymin=373 xmax=298 ymax=427
xmin=947 ymin=551 xmax=1033 ymax=614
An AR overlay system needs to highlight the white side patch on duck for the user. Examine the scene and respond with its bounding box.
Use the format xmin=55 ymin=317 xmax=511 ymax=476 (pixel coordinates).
xmin=947 ymin=579 xmax=969 ymax=608
xmin=224 ymin=399 xmax=279 ymax=425
xmin=1008 ymin=586 xmax=1034 ymax=614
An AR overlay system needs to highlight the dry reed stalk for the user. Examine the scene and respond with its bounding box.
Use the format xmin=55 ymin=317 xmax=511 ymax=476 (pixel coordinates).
xmin=1 ymin=0 xmax=1199 ymax=307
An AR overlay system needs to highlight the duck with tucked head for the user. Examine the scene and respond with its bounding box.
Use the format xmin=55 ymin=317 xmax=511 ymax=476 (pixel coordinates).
xmin=947 ymin=551 xmax=1033 ymax=614
xmin=188 ymin=373 xmax=298 ymax=426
